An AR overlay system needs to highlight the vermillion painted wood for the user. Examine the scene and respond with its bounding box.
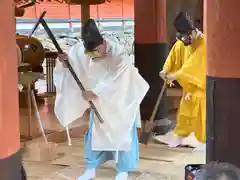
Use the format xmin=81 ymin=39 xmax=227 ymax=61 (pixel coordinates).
xmin=205 ymin=0 xmax=240 ymax=167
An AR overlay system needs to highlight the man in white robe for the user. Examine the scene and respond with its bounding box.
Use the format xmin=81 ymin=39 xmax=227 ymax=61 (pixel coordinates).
xmin=54 ymin=19 xmax=149 ymax=180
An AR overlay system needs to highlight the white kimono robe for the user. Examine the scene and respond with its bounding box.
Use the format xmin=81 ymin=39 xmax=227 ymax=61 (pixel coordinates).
xmin=53 ymin=39 xmax=149 ymax=151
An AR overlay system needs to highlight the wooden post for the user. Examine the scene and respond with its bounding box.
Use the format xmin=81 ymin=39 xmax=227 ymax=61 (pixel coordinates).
xmin=81 ymin=4 xmax=90 ymax=36
xmin=135 ymin=0 xmax=173 ymax=135
xmin=166 ymin=0 xmax=181 ymax=46
xmin=205 ymin=0 xmax=240 ymax=167
xmin=0 ymin=0 xmax=23 ymax=179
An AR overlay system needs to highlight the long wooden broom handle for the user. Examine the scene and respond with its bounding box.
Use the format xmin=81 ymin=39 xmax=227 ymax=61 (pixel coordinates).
xmin=148 ymin=80 xmax=167 ymax=123
xmin=32 ymin=11 xmax=104 ymax=124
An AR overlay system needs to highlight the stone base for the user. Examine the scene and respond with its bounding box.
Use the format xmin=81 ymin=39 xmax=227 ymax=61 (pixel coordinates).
xmin=23 ymin=142 xmax=59 ymax=162
xmin=0 ymin=150 xmax=23 ymax=180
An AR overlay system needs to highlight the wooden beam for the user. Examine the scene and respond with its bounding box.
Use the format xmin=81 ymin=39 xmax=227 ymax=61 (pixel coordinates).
xmin=81 ymin=4 xmax=90 ymax=36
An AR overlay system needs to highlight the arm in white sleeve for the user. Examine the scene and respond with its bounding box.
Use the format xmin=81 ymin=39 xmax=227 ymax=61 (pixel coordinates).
xmin=91 ymin=52 xmax=131 ymax=96
xmin=53 ymin=59 xmax=69 ymax=93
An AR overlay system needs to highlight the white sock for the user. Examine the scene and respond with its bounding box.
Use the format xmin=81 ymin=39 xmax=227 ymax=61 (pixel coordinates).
xmin=76 ymin=168 xmax=96 ymax=180
xmin=115 ymin=172 xmax=128 ymax=180
xmin=168 ymin=136 xmax=184 ymax=148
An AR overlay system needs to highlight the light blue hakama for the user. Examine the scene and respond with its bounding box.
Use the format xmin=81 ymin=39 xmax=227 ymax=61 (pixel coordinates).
xmin=84 ymin=109 xmax=140 ymax=173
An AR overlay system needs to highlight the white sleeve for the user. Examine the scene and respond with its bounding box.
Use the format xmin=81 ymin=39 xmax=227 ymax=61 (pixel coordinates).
xmin=91 ymin=52 xmax=131 ymax=96
xmin=53 ymin=59 xmax=68 ymax=93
